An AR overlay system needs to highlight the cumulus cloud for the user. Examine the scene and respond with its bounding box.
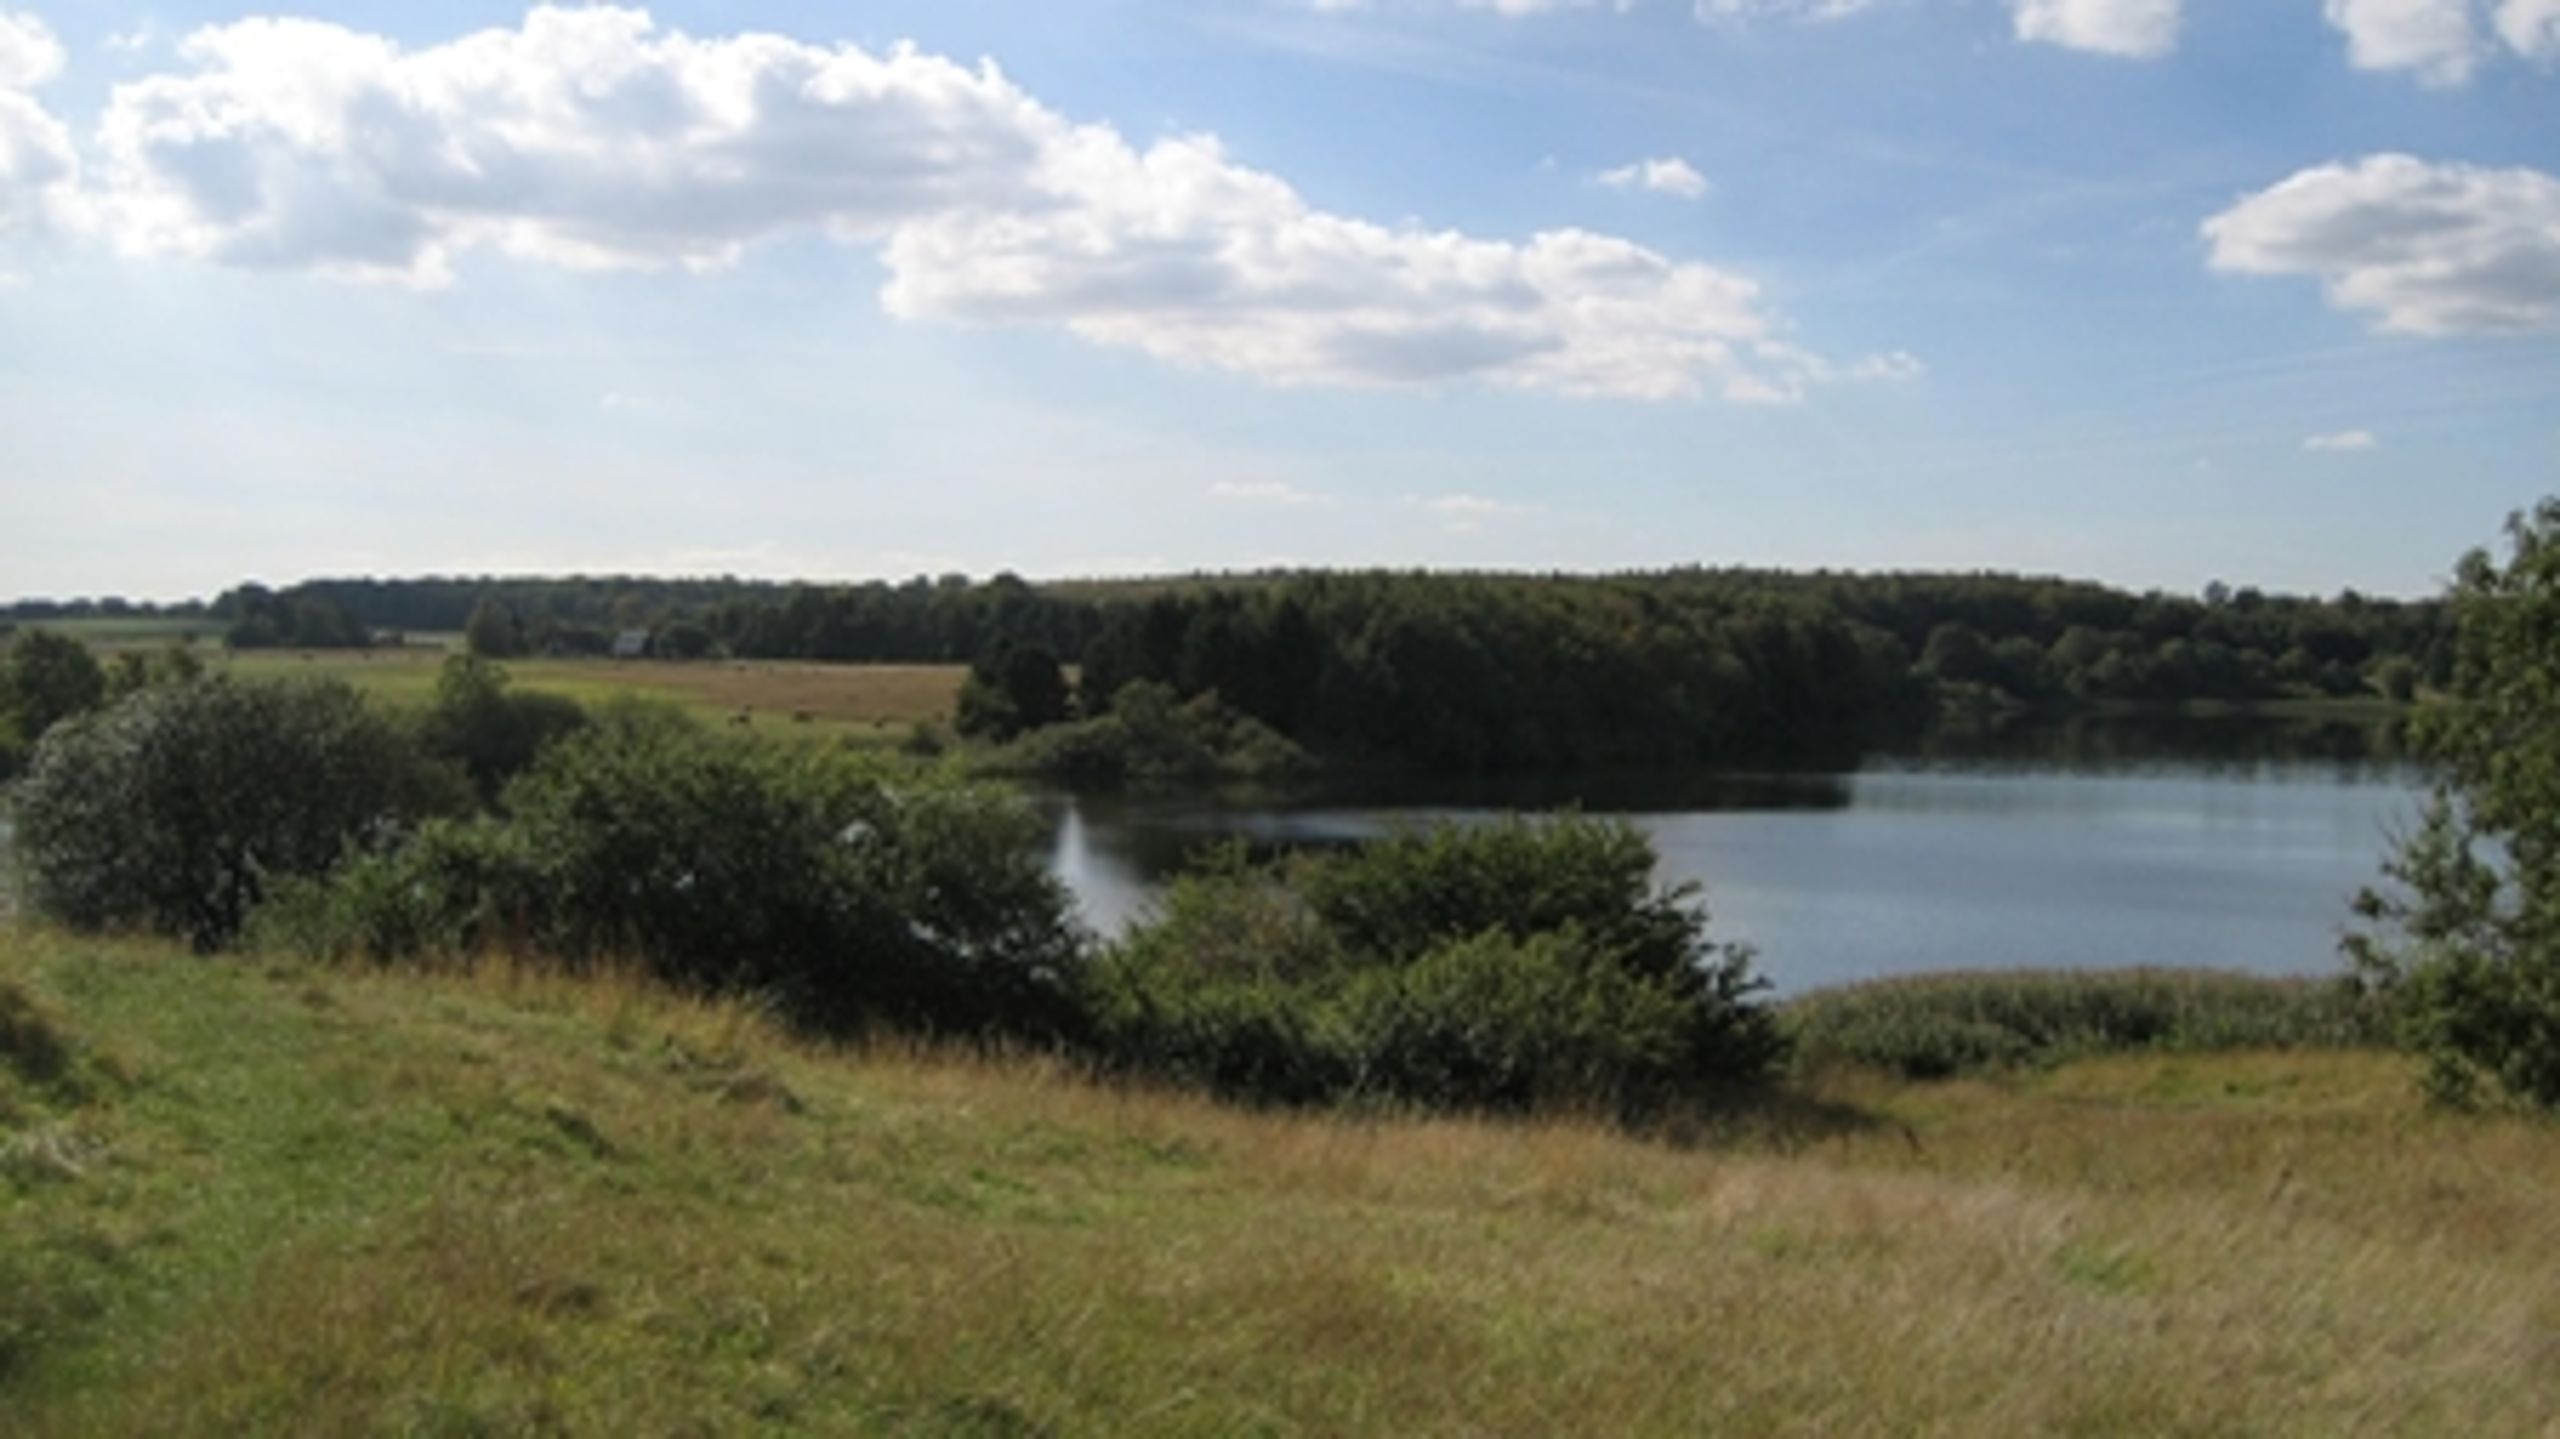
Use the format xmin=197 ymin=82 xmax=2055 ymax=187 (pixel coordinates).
xmin=2304 ymin=429 xmax=2380 ymax=451
xmin=2499 ymin=0 xmax=2560 ymax=58
xmin=2203 ymin=155 xmax=2560 ymax=335
xmin=0 ymin=10 xmax=60 ymax=88
xmin=1598 ymin=156 xmax=1709 ymax=200
xmin=2322 ymin=0 xmax=2482 ymax=83
xmin=0 ymin=9 xmax=73 ymax=232
xmin=2011 ymin=0 xmax=2182 ymax=58
xmin=70 ymin=6 xmax=1903 ymax=403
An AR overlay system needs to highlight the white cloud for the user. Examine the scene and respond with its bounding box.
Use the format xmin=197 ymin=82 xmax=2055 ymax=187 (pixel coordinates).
xmin=2323 ymin=0 xmax=2481 ymax=84
xmin=2203 ymin=155 xmax=2560 ymax=335
xmin=0 ymin=9 xmax=61 ymax=88
xmin=1598 ymin=156 xmax=1710 ymax=200
xmin=74 ymin=6 xmax=1900 ymax=403
xmin=2011 ymin=0 xmax=2182 ymax=58
xmin=2499 ymin=0 xmax=2560 ymax=58
xmin=2304 ymin=429 xmax=2381 ymax=451
xmin=0 ymin=10 xmax=72 ymax=233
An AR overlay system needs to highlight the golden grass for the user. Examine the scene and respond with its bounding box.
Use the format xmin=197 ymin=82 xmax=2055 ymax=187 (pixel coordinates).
xmin=210 ymin=647 xmax=968 ymax=741
xmin=4 ymin=930 xmax=2557 ymax=1435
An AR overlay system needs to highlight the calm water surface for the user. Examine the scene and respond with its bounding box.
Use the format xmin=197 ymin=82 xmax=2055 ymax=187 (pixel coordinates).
xmin=1041 ymin=722 xmax=2427 ymax=995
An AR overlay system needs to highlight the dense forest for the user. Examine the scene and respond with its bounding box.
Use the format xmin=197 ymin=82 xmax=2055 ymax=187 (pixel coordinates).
xmin=5 ymin=567 xmax=2451 ymax=774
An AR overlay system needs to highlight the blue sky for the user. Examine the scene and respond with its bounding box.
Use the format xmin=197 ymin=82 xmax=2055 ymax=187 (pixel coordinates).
xmin=1 ymin=0 xmax=2554 ymax=601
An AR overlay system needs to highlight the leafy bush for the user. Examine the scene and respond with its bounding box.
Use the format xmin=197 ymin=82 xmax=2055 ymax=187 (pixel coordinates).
xmin=1302 ymin=814 xmax=1781 ymax=1082
xmin=0 ymin=632 xmax=106 ymax=780
xmin=8 ymin=678 xmax=459 ymax=949
xmin=249 ymin=818 xmax=550 ymax=965
xmin=1340 ymin=928 xmax=1701 ymax=1113
xmin=2349 ymin=500 xmax=2560 ymax=1108
xmin=1084 ymin=815 xmax=1782 ymax=1115
xmin=1783 ymin=969 xmax=2387 ymax=1079
xmin=955 ymin=643 xmax=1071 ymax=741
xmin=989 ymin=682 xmax=1313 ymax=786
xmin=256 ymin=706 xmax=1084 ymax=1039
xmin=413 ymin=655 xmax=588 ymax=804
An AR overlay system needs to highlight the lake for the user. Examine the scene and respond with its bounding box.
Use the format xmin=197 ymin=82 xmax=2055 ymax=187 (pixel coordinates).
xmin=1040 ymin=717 xmax=2429 ymax=996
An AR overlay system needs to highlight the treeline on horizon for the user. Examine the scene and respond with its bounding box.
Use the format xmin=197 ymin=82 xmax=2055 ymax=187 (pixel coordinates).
xmin=3 ymin=566 xmax=2452 ymax=773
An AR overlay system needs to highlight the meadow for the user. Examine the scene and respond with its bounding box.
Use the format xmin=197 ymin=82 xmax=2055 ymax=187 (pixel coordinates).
xmin=206 ymin=646 xmax=968 ymax=747
xmin=4 ymin=926 xmax=2554 ymax=1436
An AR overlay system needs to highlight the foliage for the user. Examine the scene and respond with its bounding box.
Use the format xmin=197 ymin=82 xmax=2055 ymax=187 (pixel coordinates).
xmin=102 ymin=643 xmax=204 ymax=702
xmin=1783 ymin=969 xmax=2386 ymax=1079
xmin=985 ymin=681 xmax=1314 ymax=785
xmin=216 ymin=584 xmax=369 ymax=650
xmin=259 ymin=706 xmax=1084 ymax=1038
xmin=462 ymin=597 xmax=528 ymax=659
xmin=0 ymin=631 xmax=106 ymax=763
xmin=1338 ymin=928 xmax=1703 ymax=1113
xmin=7 ymin=678 xmax=457 ymax=949
xmin=1073 ymin=577 xmax=1926 ymax=772
xmin=413 ymin=655 xmax=589 ymax=803
xmin=2349 ymin=500 xmax=2560 ymax=1107
xmin=158 ymin=567 xmax=2452 ymax=777
xmin=1084 ymin=816 xmax=1783 ymax=1114
xmin=654 ymin=619 xmax=717 ymax=659
xmin=954 ymin=642 xmax=1072 ymax=741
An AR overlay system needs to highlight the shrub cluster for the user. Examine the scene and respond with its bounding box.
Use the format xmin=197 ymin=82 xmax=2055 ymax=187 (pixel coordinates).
xmin=1782 ymin=968 xmax=2387 ymax=1079
xmin=8 ymin=677 xmax=459 ymax=949
xmin=1082 ymin=816 xmax=1785 ymax=1115
xmin=253 ymin=704 xmax=1084 ymax=1039
xmin=985 ymin=681 xmax=1312 ymax=787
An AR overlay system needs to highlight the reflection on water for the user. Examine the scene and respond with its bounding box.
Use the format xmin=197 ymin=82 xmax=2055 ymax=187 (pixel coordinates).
xmin=1912 ymin=710 xmax=2416 ymax=775
xmin=1043 ymin=715 xmax=2429 ymax=995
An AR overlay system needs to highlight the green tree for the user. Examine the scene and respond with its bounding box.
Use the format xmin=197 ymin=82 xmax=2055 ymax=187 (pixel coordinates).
xmin=0 ymin=630 xmax=107 ymax=745
xmin=8 ymin=678 xmax=457 ymax=949
xmin=463 ymin=598 xmax=526 ymax=659
xmin=656 ymin=620 xmax=717 ymax=660
xmin=956 ymin=642 xmax=1072 ymax=740
xmin=414 ymin=655 xmax=589 ymax=805
xmin=2348 ymin=500 xmax=2560 ymax=1107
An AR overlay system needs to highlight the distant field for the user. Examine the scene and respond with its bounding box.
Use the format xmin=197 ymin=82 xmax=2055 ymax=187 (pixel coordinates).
xmin=212 ymin=648 xmax=968 ymax=743
xmin=8 ymin=617 xmax=228 ymax=647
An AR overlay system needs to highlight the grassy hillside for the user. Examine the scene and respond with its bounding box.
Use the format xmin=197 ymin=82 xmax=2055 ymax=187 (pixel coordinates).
xmin=4 ymin=927 xmax=2556 ymax=1435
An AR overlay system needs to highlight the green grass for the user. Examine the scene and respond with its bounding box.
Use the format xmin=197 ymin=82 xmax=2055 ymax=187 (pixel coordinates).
xmin=4 ymin=926 xmax=2557 ymax=1434
xmin=1783 ymin=967 xmax=2387 ymax=1079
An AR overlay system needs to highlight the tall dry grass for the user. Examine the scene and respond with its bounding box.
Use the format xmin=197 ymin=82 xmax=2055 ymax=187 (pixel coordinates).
xmin=3 ymin=929 xmax=2555 ymax=1435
